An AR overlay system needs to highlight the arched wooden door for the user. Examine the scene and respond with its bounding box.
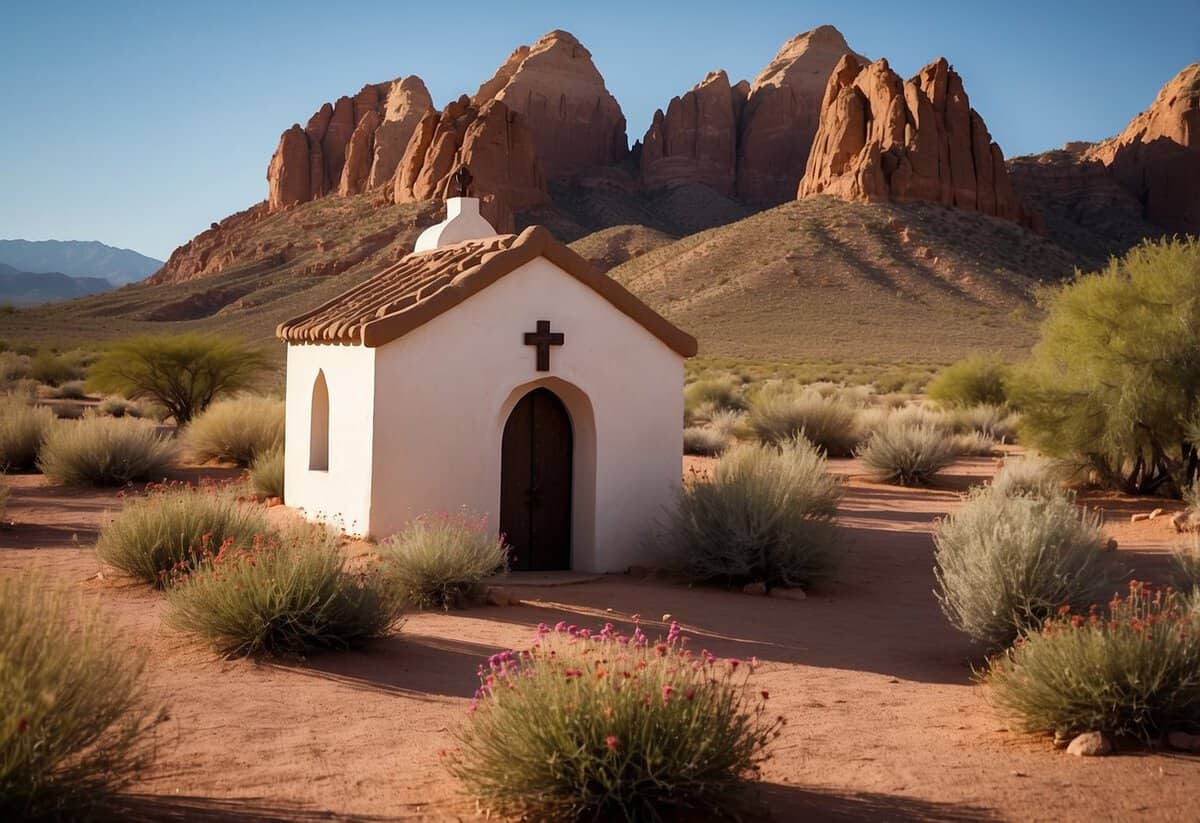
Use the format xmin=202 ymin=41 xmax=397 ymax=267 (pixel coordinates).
xmin=500 ymin=388 xmax=572 ymax=570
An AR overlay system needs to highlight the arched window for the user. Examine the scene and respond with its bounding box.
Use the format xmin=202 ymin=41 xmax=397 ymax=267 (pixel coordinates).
xmin=309 ymin=370 xmax=329 ymax=471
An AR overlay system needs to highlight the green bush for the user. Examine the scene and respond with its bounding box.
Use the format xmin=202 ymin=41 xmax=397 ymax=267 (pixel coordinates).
xmin=28 ymin=350 xmax=79 ymax=386
xmin=165 ymin=524 xmax=402 ymax=656
xmin=381 ymin=512 xmax=508 ymax=609
xmin=934 ymin=487 xmax=1114 ymax=649
xmin=448 ymin=621 xmax=781 ymax=821
xmin=95 ymin=482 xmax=272 ymax=585
xmin=249 ymin=446 xmax=284 ymax=498
xmin=986 ymin=582 xmax=1200 ymax=740
xmin=663 ymin=440 xmax=841 ymax=589
xmin=88 ymin=334 xmax=272 ymax=425
xmin=926 ymin=355 xmax=1010 ymax=407
xmin=38 ymin=416 xmax=176 ymax=486
xmin=0 ymin=396 xmax=55 ymax=470
xmin=747 ymin=389 xmax=861 ymax=457
xmin=990 ymin=456 xmax=1064 ymax=499
xmin=184 ymin=395 xmax=284 ymax=466
xmin=1009 ymin=238 xmax=1200 ymax=495
xmin=0 ymin=575 xmax=159 ymax=818
xmin=857 ymin=420 xmax=959 ymax=485
xmin=683 ymin=426 xmax=730 ymax=457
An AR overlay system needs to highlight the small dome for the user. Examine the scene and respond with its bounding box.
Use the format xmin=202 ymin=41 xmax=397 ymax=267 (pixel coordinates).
xmin=414 ymin=197 xmax=497 ymax=252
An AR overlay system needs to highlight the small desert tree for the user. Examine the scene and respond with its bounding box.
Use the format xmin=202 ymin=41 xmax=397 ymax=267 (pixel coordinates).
xmin=88 ymin=334 xmax=271 ymax=425
xmin=1009 ymin=237 xmax=1200 ymax=495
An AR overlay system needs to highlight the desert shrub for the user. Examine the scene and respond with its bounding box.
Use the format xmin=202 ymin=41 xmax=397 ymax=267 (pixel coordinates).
xmin=381 ymin=512 xmax=508 ymax=609
xmin=95 ymin=482 xmax=272 ymax=585
xmin=97 ymin=394 xmax=143 ymax=418
xmin=38 ymin=416 xmax=176 ymax=486
xmin=165 ymin=524 xmax=402 ymax=656
xmin=990 ymin=456 xmax=1064 ymax=499
xmin=858 ymin=420 xmax=959 ymax=485
xmin=747 ymin=390 xmax=861 ymax=456
xmin=926 ymin=354 xmax=1010 ymax=407
xmin=0 ymin=575 xmax=159 ymax=818
xmin=683 ymin=426 xmax=729 ymax=457
xmin=1173 ymin=537 xmax=1200 ymax=590
xmin=49 ymin=380 xmax=88 ymax=400
xmin=953 ymin=431 xmax=998 ymax=457
xmin=5 ymin=378 xmax=40 ymax=405
xmin=707 ymin=408 xmax=745 ymax=439
xmin=0 ymin=396 xmax=55 ymax=470
xmin=886 ymin=404 xmax=951 ymax=432
xmin=29 ymin=350 xmax=78 ymax=386
xmin=249 ymin=445 xmax=284 ymax=498
xmin=448 ymin=621 xmax=781 ymax=821
xmin=945 ymin=403 xmax=1018 ymax=441
xmin=934 ymin=487 xmax=1114 ymax=649
xmin=1009 ymin=238 xmax=1200 ymax=495
xmin=684 ymin=376 xmax=743 ymax=423
xmin=987 ymin=582 xmax=1200 ymax=740
xmin=88 ymin=334 xmax=271 ymax=425
xmin=0 ymin=351 xmax=30 ymax=383
xmin=663 ymin=440 xmax=841 ymax=589
xmin=185 ymin=395 xmax=284 ymax=466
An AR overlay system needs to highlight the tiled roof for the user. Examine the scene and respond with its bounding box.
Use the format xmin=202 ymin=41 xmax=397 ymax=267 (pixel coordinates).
xmin=277 ymin=225 xmax=698 ymax=356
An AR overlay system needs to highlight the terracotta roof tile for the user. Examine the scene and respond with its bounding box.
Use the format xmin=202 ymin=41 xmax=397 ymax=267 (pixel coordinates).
xmin=277 ymin=225 xmax=698 ymax=356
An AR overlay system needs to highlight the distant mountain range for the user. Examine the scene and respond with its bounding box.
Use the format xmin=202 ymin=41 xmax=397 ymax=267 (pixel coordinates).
xmin=0 ymin=239 xmax=162 ymax=306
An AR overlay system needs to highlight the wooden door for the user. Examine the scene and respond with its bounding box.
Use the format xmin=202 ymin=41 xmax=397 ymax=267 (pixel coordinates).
xmin=500 ymin=388 xmax=572 ymax=570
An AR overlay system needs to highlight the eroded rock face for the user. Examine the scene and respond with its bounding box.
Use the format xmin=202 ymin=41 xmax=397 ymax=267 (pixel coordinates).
xmin=737 ymin=25 xmax=866 ymax=204
xmin=640 ymin=71 xmax=745 ymax=196
xmin=393 ymin=96 xmax=547 ymax=232
xmin=473 ymin=29 xmax=627 ymax=179
xmin=265 ymin=78 xmax=432 ymax=211
xmin=799 ymin=55 xmax=1029 ymax=226
xmin=1086 ymin=63 xmax=1200 ymax=234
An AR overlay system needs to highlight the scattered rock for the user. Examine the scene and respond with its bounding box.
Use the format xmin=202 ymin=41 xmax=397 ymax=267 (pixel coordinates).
xmin=769 ymin=587 xmax=808 ymax=601
xmin=1166 ymin=730 xmax=1200 ymax=753
xmin=742 ymin=581 xmax=768 ymax=596
xmin=1067 ymin=731 xmax=1112 ymax=757
xmin=1131 ymin=512 xmax=1151 ymax=523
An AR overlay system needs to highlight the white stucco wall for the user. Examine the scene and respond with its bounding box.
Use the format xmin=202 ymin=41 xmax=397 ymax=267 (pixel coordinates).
xmin=283 ymin=343 xmax=377 ymax=535
xmin=367 ymin=255 xmax=686 ymax=572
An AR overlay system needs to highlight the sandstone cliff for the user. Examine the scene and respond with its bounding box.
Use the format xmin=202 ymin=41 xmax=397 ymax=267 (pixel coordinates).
xmin=1085 ymin=63 xmax=1200 ymax=234
xmin=799 ymin=55 xmax=1028 ymax=226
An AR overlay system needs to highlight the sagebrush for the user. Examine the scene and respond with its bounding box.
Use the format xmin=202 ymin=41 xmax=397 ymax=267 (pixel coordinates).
xmin=858 ymin=419 xmax=958 ymax=485
xmin=747 ymin=389 xmax=860 ymax=456
xmin=185 ymin=395 xmax=284 ymax=465
xmin=382 ymin=512 xmax=508 ymax=609
xmin=38 ymin=415 xmax=176 ymax=486
xmin=249 ymin=445 xmax=284 ymax=498
xmin=0 ymin=396 xmax=55 ymax=471
xmin=448 ymin=621 xmax=781 ymax=821
xmin=683 ymin=426 xmax=730 ymax=457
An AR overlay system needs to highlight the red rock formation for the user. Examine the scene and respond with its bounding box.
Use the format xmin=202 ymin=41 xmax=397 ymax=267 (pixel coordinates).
xmin=267 ymin=125 xmax=310 ymax=210
xmin=393 ymin=96 xmax=547 ymax=232
xmin=1086 ymin=63 xmax=1200 ymax=234
xmin=368 ymin=76 xmax=434 ymax=189
xmin=473 ymin=29 xmax=627 ymax=179
xmin=737 ymin=25 xmax=865 ymax=204
xmin=799 ymin=55 xmax=1029 ymax=226
xmin=338 ymin=110 xmax=381 ymax=197
xmin=640 ymin=71 xmax=746 ymax=196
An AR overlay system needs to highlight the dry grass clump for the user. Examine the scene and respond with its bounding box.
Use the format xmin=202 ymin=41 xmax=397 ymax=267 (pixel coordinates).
xmin=249 ymin=445 xmax=284 ymax=498
xmin=185 ymin=395 xmax=284 ymax=466
xmin=381 ymin=512 xmax=509 ymax=609
xmin=990 ymin=456 xmax=1064 ymax=499
xmin=165 ymin=524 xmax=402 ymax=656
xmin=448 ymin=621 xmax=781 ymax=821
xmin=0 ymin=575 xmax=159 ymax=818
xmin=95 ymin=482 xmax=272 ymax=585
xmin=663 ymin=440 xmax=841 ymax=589
xmin=953 ymin=431 xmax=998 ymax=456
xmin=97 ymin=395 xmax=144 ymax=418
xmin=0 ymin=351 xmax=31 ymax=383
xmin=747 ymin=389 xmax=861 ymax=456
xmin=49 ymin=380 xmax=89 ymax=400
xmin=683 ymin=426 xmax=730 ymax=457
xmin=38 ymin=415 xmax=176 ymax=486
xmin=0 ymin=396 xmax=56 ymax=470
xmin=987 ymin=582 xmax=1200 ymax=741
xmin=934 ymin=486 xmax=1115 ymax=649
xmin=684 ymin=375 xmax=744 ymax=424
xmin=858 ymin=419 xmax=959 ymax=485
xmin=1172 ymin=537 xmax=1200 ymax=590
xmin=944 ymin=403 xmax=1019 ymax=441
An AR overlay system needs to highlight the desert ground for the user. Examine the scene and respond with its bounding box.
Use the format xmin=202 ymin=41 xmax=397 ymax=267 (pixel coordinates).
xmin=2 ymin=454 xmax=1197 ymax=822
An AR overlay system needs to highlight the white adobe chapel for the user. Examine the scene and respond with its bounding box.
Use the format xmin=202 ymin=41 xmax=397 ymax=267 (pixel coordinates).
xmin=276 ymin=183 xmax=697 ymax=573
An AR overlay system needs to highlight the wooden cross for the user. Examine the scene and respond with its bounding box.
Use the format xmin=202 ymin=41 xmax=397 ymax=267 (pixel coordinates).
xmin=524 ymin=320 xmax=564 ymax=371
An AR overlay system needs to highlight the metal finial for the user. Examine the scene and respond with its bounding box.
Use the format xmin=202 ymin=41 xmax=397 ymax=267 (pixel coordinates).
xmin=452 ymin=165 xmax=473 ymax=198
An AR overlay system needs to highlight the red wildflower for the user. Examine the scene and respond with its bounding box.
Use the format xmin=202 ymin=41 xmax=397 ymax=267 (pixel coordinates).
xmin=605 ymin=735 xmax=620 ymax=752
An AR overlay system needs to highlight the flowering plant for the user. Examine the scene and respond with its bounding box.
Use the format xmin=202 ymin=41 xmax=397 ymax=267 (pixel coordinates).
xmin=447 ymin=616 xmax=781 ymax=820
xmin=986 ymin=581 xmax=1200 ymax=741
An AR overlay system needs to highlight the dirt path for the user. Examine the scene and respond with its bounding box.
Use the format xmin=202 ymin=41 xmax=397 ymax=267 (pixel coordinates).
xmin=1 ymin=458 xmax=1196 ymax=821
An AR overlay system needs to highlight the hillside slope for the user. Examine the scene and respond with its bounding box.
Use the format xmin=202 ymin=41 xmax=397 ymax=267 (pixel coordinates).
xmin=608 ymin=197 xmax=1081 ymax=362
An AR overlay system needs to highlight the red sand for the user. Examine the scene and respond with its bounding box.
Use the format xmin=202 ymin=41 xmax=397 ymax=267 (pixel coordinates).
xmin=2 ymin=456 xmax=1197 ymax=821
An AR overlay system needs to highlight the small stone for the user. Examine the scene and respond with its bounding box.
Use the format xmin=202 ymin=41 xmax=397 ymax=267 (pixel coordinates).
xmin=1067 ymin=731 xmax=1112 ymax=757
xmin=485 ymin=587 xmax=513 ymax=607
xmin=1167 ymin=731 xmax=1200 ymax=752
xmin=769 ymin=587 xmax=808 ymax=601
xmin=1130 ymin=513 xmax=1151 ymax=523
xmin=661 ymin=613 xmax=672 ymax=622
xmin=742 ymin=581 xmax=768 ymax=596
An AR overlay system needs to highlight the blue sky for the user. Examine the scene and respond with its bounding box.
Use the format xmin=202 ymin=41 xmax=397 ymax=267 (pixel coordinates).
xmin=1 ymin=0 xmax=1196 ymax=260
